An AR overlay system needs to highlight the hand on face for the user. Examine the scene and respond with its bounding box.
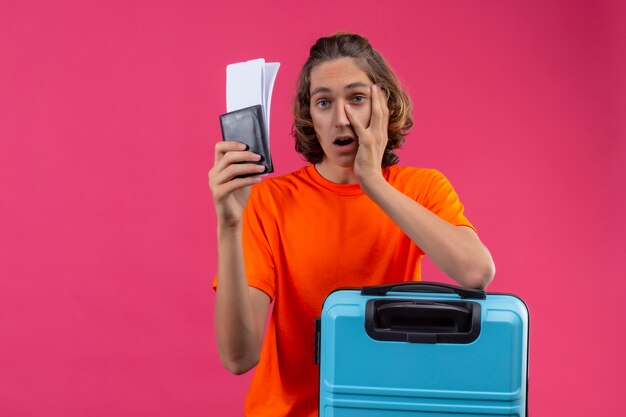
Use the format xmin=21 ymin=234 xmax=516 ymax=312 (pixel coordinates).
xmin=345 ymin=84 xmax=390 ymax=184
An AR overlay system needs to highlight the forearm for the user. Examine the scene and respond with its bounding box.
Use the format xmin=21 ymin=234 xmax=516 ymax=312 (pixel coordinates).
xmin=214 ymin=225 xmax=262 ymax=374
xmin=361 ymin=176 xmax=495 ymax=289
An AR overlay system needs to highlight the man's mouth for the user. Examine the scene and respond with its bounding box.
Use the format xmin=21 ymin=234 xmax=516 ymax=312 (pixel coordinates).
xmin=334 ymin=136 xmax=355 ymax=146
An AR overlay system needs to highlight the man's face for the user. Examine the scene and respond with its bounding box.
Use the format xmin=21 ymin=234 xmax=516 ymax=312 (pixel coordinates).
xmin=309 ymin=57 xmax=373 ymax=177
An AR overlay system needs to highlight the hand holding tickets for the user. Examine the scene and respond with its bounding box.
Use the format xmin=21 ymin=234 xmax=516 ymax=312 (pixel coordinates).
xmin=219 ymin=58 xmax=280 ymax=175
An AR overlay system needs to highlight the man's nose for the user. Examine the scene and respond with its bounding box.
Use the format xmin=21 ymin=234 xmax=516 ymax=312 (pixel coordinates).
xmin=334 ymin=102 xmax=350 ymax=128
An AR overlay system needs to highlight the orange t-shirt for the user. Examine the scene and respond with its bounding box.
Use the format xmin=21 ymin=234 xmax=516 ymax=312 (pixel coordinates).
xmin=215 ymin=165 xmax=475 ymax=417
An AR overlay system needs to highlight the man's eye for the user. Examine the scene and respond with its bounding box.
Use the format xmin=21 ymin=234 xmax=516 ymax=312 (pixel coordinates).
xmin=351 ymin=95 xmax=366 ymax=104
xmin=317 ymin=100 xmax=330 ymax=108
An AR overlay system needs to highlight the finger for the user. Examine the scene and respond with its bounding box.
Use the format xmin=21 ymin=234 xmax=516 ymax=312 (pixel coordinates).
xmin=378 ymin=85 xmax=390 ymax=127
xmin=215 ymin=176 xmax=261 ymax=199
xmin=213 ymin=150 xmax=261 ymax=174
xmin=369 ymin=84 xmax=383 ymax=131
xmin=213 ymin=162 xmax=266 ymax=185
xmin=214 ymin=140 xmax=247 ymax=165
xmin=210 ymin=163 xmax=263 ymax=200
xmin=344 ymin=104 xmax=367 ymax=138
xmin=210 ymin=150 xmax=263 ymax=185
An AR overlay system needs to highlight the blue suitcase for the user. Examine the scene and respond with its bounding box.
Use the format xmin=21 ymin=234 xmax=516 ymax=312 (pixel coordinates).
xmin=316 ymin=282 xmax=529 ymax=416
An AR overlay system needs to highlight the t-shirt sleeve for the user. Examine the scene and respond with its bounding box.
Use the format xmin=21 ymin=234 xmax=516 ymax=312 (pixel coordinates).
xmin=421 ymin=170 xmax=477 ymax=233
xmin=211 ymin=185 xmax=277 ymax=300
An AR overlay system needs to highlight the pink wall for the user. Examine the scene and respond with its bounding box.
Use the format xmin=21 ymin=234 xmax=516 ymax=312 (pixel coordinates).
xmin=1 ymin=1 xmax=624 ymax=416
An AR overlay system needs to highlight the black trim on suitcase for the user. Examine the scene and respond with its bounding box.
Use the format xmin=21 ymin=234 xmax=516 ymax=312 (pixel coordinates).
xmin=314 ymin=318 xmax=321 ymax=365
xmin=361 ymin=281 xmax=486 ymax=299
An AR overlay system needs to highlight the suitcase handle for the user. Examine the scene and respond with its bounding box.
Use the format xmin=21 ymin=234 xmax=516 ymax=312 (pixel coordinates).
xmin=361 ymin=281 xmax=486 ymax=300
xmin=365 ymin=299 xmax=482 ymax=343
xmin=377 ymin=301 xmax=471 ymax=330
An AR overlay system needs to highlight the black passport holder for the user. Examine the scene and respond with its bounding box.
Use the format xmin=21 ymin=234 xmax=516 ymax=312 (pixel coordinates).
xmin=219 ymin=104 xmax=274 ymax=176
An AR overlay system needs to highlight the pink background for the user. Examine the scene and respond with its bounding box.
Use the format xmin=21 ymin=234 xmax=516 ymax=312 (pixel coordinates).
xmin=1 ymin=1 xmax=625 ymax=416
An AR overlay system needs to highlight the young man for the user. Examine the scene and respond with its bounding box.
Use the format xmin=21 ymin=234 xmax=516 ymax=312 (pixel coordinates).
xmin=209 ymin=32 xmax=495 ymax=417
